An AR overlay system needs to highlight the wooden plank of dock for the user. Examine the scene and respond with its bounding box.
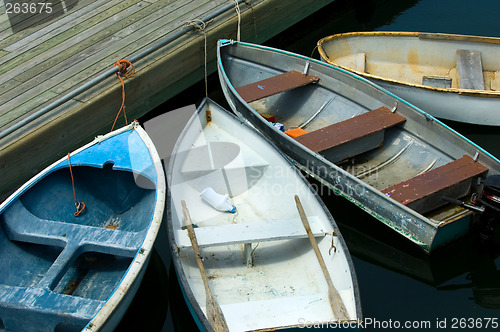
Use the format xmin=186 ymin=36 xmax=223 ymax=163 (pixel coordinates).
xmin=0 ymin=0 xmax=334 ymax=199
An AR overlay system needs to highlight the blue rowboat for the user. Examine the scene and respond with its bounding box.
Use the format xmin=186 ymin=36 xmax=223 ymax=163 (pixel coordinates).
xmin=0 ymin=122 xmax=166 ymax=331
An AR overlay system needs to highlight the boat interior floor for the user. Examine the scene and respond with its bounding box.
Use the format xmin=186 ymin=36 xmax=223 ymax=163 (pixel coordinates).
xmin=232 ymin=65 xmax=489 ymax=226
xmin=0 ymin=166 xmax=156 ymax=330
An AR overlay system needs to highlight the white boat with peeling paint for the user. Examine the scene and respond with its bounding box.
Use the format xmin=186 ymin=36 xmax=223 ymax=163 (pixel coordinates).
xmin=167 ymin=98 xmax=361 ymax=331
xmin=317 ymin=31 xmax=500 ymax=126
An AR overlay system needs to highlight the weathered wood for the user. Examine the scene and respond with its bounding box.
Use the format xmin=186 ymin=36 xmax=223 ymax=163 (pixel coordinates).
xmin=0 ymin=0 xmax=82 ymax=45
xmin=50 ymin=0 xmax=216 ymax=94
xmin=0 ymin=0 xmax=82 ymax=49
xmin=294 ymin=106 xmax=406 ymax=153
xmin=457 ymin=49 xmax=485 ymax=90
xmin=175 ymin=216 xmax=325 ymax=248
xmin=236 ymin=70 xmax=320 ymax=103
xmin=2 ymin=0 xmax=101 ymax=53
xmin=294 ymin=195 xmax=349 ymax=321
xmin=0 ymin=0 xmax=336 ymax=200
xmin=381 ymin=155 xmax=488 ymax=212
xmin=0 ymin=90 xmax=60 ymax=129
xmin=0 ymin=0 xmax=212 ymax=124
xmin=181 ymin=200 xmax=229 ymax=332
xmin=0 ymin=1 xmax=145 ymax=78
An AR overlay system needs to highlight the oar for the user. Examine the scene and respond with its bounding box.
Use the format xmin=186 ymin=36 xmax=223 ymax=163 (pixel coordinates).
xmin=181 ymin=200 xmax=229 ymax=332
xmin=294 ymin=195 xmax=350 ymax=321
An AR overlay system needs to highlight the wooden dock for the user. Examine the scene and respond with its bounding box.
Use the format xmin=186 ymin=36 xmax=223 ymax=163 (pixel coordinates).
xmin=0 ymin=0 xmax=334 ymax=199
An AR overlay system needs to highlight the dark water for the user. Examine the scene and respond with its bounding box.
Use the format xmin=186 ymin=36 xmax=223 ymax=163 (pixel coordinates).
xmin=122 ymin=0 xmax=500 ymax=331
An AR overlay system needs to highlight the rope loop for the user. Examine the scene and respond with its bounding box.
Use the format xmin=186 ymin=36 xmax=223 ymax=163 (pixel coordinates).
xmin=114 ymin=59 xmax=135 ymax=78
xmin=74 ymin=202 xmax=86 ymax=217
xmin=185 ymin=18 xmax=210 ymax=31
xmin=111 ymin=59 xmax=135 ymax=132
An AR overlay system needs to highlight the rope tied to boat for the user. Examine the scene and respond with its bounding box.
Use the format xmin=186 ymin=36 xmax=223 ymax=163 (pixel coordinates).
xmin=111 ymin=59 xmax=135 ymax=132
xmin=185 ymin=19 xmax=212 ymax=97
xmin=67 ymin=153 xmax=86 ymax=217
xmin=310 ymin=45 xmax=319 ymax=58
xmin=231 ymin=0 xmax=241 ymax=41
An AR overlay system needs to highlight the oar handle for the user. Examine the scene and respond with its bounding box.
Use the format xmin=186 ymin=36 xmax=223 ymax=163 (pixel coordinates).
xmin=181 ymin=200 xmax=229 ymax=332
xmin=181 ymin=200 xmax=209 ymax=289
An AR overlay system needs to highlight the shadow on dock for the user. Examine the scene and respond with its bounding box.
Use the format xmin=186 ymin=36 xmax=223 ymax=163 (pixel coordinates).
xmin=5 ymin=0 xmax=79 ymax=33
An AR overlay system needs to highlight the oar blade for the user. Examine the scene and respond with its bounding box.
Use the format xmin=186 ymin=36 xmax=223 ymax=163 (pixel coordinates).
xmin=207 ymin=296 xmax=229 ymax=332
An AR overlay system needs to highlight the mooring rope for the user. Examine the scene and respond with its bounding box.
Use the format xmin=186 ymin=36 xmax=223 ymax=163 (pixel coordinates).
xmin=310 ymin=45 xmax=319 ymax=58
xmin=186 ymin=19 xmax=210 ymax=97
xmin=185 ymin=19 xmax=212 ymax=97
xmin=67 ymin=153 xmax=86 ymax=217
xmin=111 ymin=59 xmax=135 ymax=132
xmin=232 ymin=0 xmax=241 ymax=41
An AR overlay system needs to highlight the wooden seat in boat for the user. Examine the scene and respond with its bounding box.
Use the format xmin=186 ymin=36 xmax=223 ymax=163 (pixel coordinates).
xmin=236 ymin=70 xmax=320 ymax=103
xmin=219 ymin=293 xmax=336 ymax=327
xmin=293 ymin=106 xmax=406 ymax=162
xmin=175 ymin=216 xmax=326 ymax=248
xmin=457 ymin=50 xmax=485 ymax=90
xmin=381 ymin=155 xmax=488 ymax=214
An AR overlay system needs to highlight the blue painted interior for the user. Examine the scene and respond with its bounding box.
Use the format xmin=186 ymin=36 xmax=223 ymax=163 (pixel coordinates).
xmin=0 ymin=128 xmax=158 ymax=331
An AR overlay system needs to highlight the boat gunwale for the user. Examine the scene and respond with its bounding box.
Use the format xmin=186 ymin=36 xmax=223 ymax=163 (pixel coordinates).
xmin=317 ymin=31 xmax=500 ymax=97
xmin=85 ymin=122 xmax=166 ymax=331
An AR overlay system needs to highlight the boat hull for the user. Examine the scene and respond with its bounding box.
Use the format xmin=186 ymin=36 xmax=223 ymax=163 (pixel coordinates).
xmin=0 ymin=123 xmax=166 ymax=331
xmin=167 ymin=98 xmax=361 ymax=331
xmin=317 ymin=31 xmax=500 ymax=126
xmin=217 ymin=39 xmax=500 ymax=252
xmin=369 ymin=76 xmax=500 ymax=126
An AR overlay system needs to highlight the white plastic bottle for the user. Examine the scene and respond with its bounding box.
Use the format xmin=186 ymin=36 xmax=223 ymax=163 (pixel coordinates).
xmin=200 ymin=187 xmax=236 ymax=213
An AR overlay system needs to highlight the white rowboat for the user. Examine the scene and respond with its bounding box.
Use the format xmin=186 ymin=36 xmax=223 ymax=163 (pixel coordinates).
xmin=317 ymin=31 xmax=500 ymax=126
xmin=167 ymin=98 xmax=361 ymax=331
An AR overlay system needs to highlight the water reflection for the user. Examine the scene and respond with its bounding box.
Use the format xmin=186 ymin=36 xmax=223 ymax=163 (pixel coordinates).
xmin=116 ymin=250 xmax=170 ymax=331
xmin=317 ymin=177 xmax=500 ymax=313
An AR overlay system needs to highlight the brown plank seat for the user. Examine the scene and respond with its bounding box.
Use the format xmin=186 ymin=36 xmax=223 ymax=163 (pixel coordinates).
xmin=293 ymin=106 xmax=406 ymax=163
xmin=235 ymin=70 xmax=320 ymax=103
xmin=381 ymin=155 xmax=488 ymax=214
